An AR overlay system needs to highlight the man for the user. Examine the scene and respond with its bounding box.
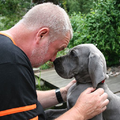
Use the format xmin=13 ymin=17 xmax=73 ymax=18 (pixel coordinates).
xmin=0 ymin=2 xmax=109 ymax=120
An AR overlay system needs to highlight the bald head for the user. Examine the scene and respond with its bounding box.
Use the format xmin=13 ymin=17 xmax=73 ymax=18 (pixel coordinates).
xmin=20 ymin=2 xmax=73 ymax=41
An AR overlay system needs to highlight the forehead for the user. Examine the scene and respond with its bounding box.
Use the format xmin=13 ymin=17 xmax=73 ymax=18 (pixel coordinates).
xmin=55 ymin=32 xmax=70 ymax=50
xmin=64 ymin=32 xmax=70 ymax=45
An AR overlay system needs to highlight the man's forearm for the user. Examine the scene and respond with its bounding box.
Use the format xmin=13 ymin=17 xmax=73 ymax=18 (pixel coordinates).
xmin=36 ymin=88 xmax=66 ymax=109
xmin=36 ymin=80 xmax=76 ymax=109
xmin=36 ymin=90 xmax=58 ymax=109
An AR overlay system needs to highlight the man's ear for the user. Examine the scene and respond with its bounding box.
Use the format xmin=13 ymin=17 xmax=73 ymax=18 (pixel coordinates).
xmin=36 ymin=27 xmax=49 ymax=43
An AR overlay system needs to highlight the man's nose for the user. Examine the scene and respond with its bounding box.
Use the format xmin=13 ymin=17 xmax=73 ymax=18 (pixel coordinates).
xmin=50 ymin=53 xmax=57 ymax=62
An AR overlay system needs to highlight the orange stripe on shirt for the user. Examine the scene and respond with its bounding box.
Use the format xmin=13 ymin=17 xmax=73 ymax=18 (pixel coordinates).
xmin=0 ymin=32 xmax=17 ymax=45
xmin=30 ymin=116 xmax=38 ymax=120
xmin=0 ymin=104 xmax=36 ymax=117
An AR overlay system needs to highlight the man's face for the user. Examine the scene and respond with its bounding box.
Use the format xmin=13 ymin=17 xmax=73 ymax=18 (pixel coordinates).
xmin=31 ymin=32 xmax=70 ymax=68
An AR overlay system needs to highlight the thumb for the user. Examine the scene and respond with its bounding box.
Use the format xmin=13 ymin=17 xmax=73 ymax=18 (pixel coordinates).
xmin=66 ymin=79 xmax=76 ymax=90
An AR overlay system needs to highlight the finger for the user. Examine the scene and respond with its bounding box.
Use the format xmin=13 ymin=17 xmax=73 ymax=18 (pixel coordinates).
xmin=101 ymin=99 xmax=109 ymax=112
xmin=84 ymin=87 xmax=96 ymax=94
xmin=71 ymin=79 xmax=76 ymax=84
xmin=101 ymin=106 xmax=107 ymax=112
xmin=93 ymin=88 xmax=104 ymax=96
xmin=100 ymin=92 xmax=108 ymax=101
xmin=102 ymin=99 xmax=109 ymax=107
xmin=66 ymin=80 xmax=76 ymax=89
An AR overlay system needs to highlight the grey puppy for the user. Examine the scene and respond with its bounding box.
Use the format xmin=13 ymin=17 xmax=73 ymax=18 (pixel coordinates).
xmin=53 ymin=44 xmax=120 ymax=120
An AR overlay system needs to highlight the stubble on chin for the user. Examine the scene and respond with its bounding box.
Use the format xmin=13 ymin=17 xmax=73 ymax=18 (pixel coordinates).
xmin=30 ymin=42 xmax=49 ymax=68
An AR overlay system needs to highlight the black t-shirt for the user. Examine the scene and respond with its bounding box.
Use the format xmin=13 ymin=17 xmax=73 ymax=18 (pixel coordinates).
xmin=0 ymin=34 xmax=45 ymax=120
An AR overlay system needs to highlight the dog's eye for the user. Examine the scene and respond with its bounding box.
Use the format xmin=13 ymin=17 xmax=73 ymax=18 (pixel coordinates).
xmin=70 ymin=50 xmax=77 ymax=57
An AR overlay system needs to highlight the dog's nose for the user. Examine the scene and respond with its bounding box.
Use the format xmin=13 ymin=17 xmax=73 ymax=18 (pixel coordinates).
xmin=53 ymin=58 xmax=64 ymax=72
xmin=53 ymin=57 xmax=63 ymax=66
xmin=53 ymin=58 xmax=59 ymax=66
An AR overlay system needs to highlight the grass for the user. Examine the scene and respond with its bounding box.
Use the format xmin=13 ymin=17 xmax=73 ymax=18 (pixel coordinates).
xmin=35 ymin=75 xmax=51 ymax=90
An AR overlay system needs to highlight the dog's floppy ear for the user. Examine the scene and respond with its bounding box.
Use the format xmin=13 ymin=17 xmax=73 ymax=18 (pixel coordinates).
xmin=88 ymin=52 xmax=106 ymax=88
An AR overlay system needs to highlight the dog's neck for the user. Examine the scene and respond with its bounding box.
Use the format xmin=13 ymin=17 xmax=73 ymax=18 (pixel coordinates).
xmin=74 ymin=74 xmax=91 ymax=83
xmin=74 ymin=74 xmax=105 ymax=86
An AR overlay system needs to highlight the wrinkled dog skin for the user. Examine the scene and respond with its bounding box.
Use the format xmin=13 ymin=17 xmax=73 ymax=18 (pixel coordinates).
xmin=53 ymin=44 xmax=120 ymax=120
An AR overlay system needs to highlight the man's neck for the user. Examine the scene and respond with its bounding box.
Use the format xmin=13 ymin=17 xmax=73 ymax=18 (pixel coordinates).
xmin=1 ymin=23 xmax=37 ymax=60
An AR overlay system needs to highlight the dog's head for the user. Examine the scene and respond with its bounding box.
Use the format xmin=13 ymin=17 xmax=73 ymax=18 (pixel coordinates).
xmin=53 ymin=44 xmax=108 ymax=88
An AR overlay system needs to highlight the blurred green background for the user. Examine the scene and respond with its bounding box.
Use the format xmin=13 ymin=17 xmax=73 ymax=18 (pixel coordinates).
xmin=0 ymin=0 xmax=120 ymax=68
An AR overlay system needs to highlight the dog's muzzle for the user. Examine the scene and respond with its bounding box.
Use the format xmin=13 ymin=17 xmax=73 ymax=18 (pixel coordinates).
xmin=53 ymin=57 xmax=74 ymax=79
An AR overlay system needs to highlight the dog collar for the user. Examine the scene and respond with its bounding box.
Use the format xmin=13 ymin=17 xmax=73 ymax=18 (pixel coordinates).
xmin=101 ymin=80 xmax=105 ymax=83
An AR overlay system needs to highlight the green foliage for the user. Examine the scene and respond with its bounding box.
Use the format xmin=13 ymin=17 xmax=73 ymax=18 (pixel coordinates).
xmin=0 ymin=15 xmax=20 ymax=30
xmin=35 ymin=73 xmax=42 ymax=90
xmin=61 ymin=0 xmax=67 ymax=12
xmin=0 ymin=0 xmax=120 ymax=67
xmin=66 ymin=0 xmax=97 ymax=14
xmin=33 ymin=0 xmax=98 ymax=14
xmin=69 ymin=0 xmax=120 ymax=66
xmin=69 ymin=12 xmax=89 ymax=48
xmin=0 ymin=0 xmax=32 ymax=16
xmin=66 ymin=0 xmax=81 ymax=14
xmin=33 ymin=0 xmax=60 ymax=4
xmin=40 ymin=61 xmax=53 ymax=70
xmin=0 ymin=0 xmax=34 ymax=30
xmin=35 ymin=75 xmax=51 ymax=90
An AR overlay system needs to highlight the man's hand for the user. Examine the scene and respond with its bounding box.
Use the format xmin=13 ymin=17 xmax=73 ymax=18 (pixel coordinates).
xmin=74 ymin=87 xmax=109 ymax=120
xmin=60 ymin=80 xmax=76 ymax=101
